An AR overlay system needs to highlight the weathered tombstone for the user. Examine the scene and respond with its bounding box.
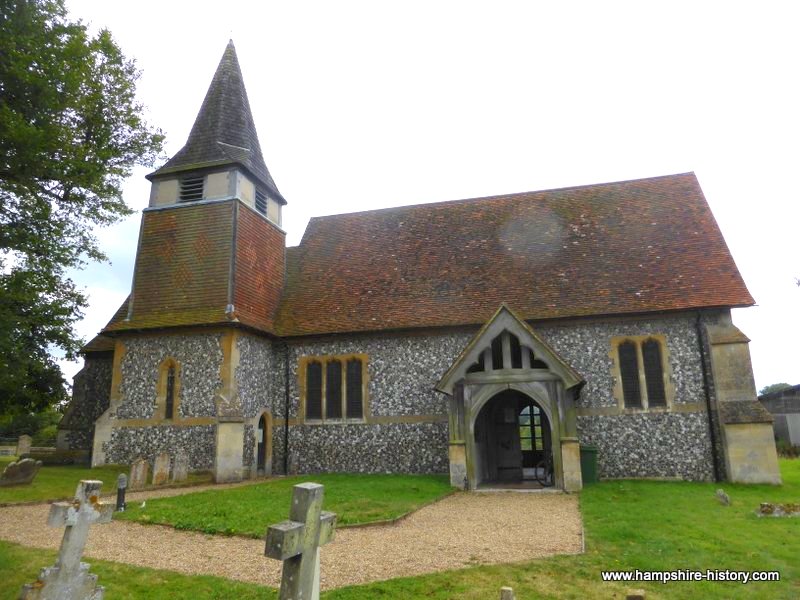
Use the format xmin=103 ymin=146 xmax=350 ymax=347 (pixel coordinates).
xmin=627 ymin=590 xmax=646 ymax=600
xmin=152 ymin=452 xmax=170 ymax=486
xmin=0 ymin=458 xmax=42 ymax=487
xmin=116 ymin=474 xmax=128 ymax=512
xmin=265 ymin=482 xmax=337 ymax=600
xmin=172 ymin=451 xmax=189 ymax=483
xmin=129 ymin=457 xmax=149 ymax=490
xmin=16 ymin=434 xmax=32 ymax=457
xmin=500 ymin=586 xmax=516 ymax=600
xmin=20 ymin=480 xmax=113 ymax=599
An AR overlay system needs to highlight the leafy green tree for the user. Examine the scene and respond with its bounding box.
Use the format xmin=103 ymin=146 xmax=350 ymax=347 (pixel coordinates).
xmin=759 ymin=382 xmax=793 ymax=396
xmin=0 ymin=0 xmax=164 ymax=414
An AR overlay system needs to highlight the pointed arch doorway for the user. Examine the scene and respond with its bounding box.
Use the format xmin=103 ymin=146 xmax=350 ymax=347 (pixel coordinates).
xmin=436 ymin=304 xmax=585 ymax=491
xmin=256 ymin=412 xmax=272 ymax=476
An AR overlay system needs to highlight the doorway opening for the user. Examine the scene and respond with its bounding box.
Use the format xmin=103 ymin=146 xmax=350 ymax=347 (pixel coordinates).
xmin=473 ymin=389 xmax=552 ymax=488
xmin=257 ymin=413 xmax=268 ymax=475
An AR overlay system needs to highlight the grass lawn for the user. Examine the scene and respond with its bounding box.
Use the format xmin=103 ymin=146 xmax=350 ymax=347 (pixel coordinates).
xmin=1 ymin=461 xmax=797 ymax=598
xmin=0 ymin=541 xmax=275 ymax=600
xmin=0 ymin=456 xmax=210 ymax=505
xmin=116 ymin=473 xmax=453 ymax=535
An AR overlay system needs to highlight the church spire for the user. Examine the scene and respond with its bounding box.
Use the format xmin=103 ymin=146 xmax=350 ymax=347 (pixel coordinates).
xmin=148 ymin=40 xmax=283 ymax=202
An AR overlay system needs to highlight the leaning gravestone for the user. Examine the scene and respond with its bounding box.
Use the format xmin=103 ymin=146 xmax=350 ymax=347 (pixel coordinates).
xmin=0 ymin=458 xmax=42 ymax=487
xmin=172 ymin=451 xmax=189 ymax=483
xmin=129 ymin=457 xmax=149 ymax=490
xmin=16 ymin=434 xmax=33 ymax=457
xmin=265 ymin=482 xmax=337 ymax=600
xmin=152 ymin=452 xmax=170 ymax=485
xmin=20 ymin=480 xmax=113 ymax=599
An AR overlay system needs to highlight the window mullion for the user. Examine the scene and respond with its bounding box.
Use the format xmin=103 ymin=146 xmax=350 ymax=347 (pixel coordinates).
xmin=636 ymin=341 xmax=648 ymax=409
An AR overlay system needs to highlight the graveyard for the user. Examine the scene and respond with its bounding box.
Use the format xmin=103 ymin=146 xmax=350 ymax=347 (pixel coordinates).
xmin=0 ymin=458 xmax=798 ymax=598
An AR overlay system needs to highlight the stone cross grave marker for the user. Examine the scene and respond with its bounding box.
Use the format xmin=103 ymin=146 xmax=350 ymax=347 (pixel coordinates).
xmin=172 ymin=451 xmax=189 ymax=483
xmin=152 ymin=452 xmax=170 ymax=486
xmin=129 ymin=457 xmax=149 ymax=490
xmin=20 ymin=480 xmax=113 ymax=599
xmin=265 ymin=482 xmax=337 ymax=600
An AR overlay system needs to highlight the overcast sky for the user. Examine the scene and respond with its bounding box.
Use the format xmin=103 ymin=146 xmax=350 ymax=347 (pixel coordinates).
xmin=60 ymin=0 xmax=799 ymax=391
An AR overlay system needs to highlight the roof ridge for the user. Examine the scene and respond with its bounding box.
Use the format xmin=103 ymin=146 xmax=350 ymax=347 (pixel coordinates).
xmin=307 ymin=172 xmax=697 ymax=222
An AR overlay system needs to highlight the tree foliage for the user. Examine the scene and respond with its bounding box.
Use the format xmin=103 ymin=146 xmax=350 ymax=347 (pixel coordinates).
xmin=0 ymin=0 xmax=164 ymax=414
xmin=759 ymin=383 xmax=793 ymax=396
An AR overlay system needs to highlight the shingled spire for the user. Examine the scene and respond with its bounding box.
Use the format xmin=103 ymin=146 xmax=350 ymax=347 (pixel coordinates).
xmin=148 ymin=40 xmax=284 ymax=203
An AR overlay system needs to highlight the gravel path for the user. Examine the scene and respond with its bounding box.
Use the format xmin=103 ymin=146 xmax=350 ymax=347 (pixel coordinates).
xmin=0 ymin=490 xmax=583 ymax=590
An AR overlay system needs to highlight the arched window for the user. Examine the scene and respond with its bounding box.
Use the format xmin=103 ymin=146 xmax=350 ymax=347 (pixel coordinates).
xmin=642 ymin=339 xmax=666 ymax=407
xmin=306 ymin=361 xmax=323 ymax=420
xmin=165 ymin=366 xmax=176 ymax=419
xmin=156 ymin=358 xmax=181 ymax=420
xmin=618 ymin=340 xmax=642 ymax=408
xmin=346 ymin=359 xmax=364 ymax=419
xmin=302 ymin=355 xmax=368 ymax=422
xmin=613 ymin=335 xmax=671 ymax=410
xmin=326 ymin=360 xmax=343 ymax=419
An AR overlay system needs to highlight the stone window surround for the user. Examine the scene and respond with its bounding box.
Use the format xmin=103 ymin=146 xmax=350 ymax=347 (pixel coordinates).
xmin=154 ymin=357 xmax=182 ymax=420
xmin=609 ymin=334 xmax=675 ymax=413
xmin=298 ymin=353 xmax=370 ymax=424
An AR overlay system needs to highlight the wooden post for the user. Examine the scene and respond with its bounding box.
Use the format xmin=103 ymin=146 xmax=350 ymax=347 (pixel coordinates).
xmin=265 ymin=482 xmax=337 ymax=600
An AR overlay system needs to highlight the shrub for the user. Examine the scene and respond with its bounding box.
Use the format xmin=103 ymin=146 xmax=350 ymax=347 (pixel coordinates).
xmin=776 ymin=439 xmax=799 ymax=458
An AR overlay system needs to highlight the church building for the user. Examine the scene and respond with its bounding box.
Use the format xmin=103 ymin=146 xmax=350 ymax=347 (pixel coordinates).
xmin=58 ymin=42 xmax=781 ymax=490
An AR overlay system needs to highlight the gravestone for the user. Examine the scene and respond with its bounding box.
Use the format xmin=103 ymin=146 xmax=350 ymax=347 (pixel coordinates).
xmin=20 ymin=480 xmax=113 ymax=599
xmin=152 ymin=452 xmax=170 ymax=485
xmin=500 ymin=587 xmax=516 ymax=600
xmin=172 ymin=451 xmax=189 ymax=483
xmin=265 ymin=482 xmax=337 ymax=600
xmin=0 ymin=458 xmax=42 ymax=487
xmin=129 ymin=458 xmax=149 ymax=490
xmin=16 ymin=434 xmax=32 ymax=457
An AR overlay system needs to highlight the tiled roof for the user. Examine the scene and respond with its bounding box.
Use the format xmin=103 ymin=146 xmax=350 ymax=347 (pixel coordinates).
xmin=147 ymin=41 xmax=285 ymax=204
xmin=275 ymin=173 xmax=754 ymax=336
xmin=82 ymin=297 xmax=129 ymax=353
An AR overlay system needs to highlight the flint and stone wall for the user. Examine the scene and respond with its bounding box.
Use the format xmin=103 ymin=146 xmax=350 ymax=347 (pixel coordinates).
xmin=278 ymin=313 xmax=715 ymax=480
xmin=537 ymin=314 xmax=715 ymax=480
xmin=276 ymin=331 xmax=473 ymax=474
xmin=102 ymin=333 xmax=225 ymax=469
xmin=104 ymin=425 xmax=216 ymax=470
xmin=60 ymin=354 xmax=113 ymax=450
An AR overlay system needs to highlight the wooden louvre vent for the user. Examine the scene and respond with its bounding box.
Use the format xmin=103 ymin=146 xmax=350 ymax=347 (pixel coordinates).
xmin=179 ymin=176 xmax=204 ymax=201
xmin=255 ymin=188 xmax=268 ymax=215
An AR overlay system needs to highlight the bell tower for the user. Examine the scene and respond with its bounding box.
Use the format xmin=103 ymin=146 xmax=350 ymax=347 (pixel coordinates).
xmin=95 ymin=41 xmax=287 ymax=482
xmin=108 ymin=40 xmax=287 ymax=335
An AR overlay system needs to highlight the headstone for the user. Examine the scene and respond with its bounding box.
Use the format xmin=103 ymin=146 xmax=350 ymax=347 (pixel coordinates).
xmin=16 ymin=434 xmax=32 ymax=456
xmin=500 ymin=586 xmax=516 ymax=600
xmin=715 ymin=489 xmax=730 ymax=506
xmin=116 ymin=474 xmax=128 ymax=512
xmin=265 ymin=482 xmax=337 ymax=600
xmin=19 ymin=480 xmax=113 ymax=599
xmin=152 ymin=452 xmax=170 ymax=486
xmin=129 ymin=458 xmax=149 ymax=490
xmin=0 ymin=458 xmax=42 ymax=487
xmin=626 ymin=590 xmax=646 ymax=600
xmin=172 ymin=451 xmax=189 ymax=483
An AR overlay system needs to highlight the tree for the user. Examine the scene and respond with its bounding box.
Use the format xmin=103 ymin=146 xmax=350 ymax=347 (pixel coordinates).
xmin=0 ymin=0 xmax=164 ymax=414
xmin=759 ymin=383 xmax=793 ymax=396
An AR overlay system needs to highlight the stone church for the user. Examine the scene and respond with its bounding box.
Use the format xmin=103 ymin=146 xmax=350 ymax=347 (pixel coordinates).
xmin=58 ymin=41 xmax=781 ymax=490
